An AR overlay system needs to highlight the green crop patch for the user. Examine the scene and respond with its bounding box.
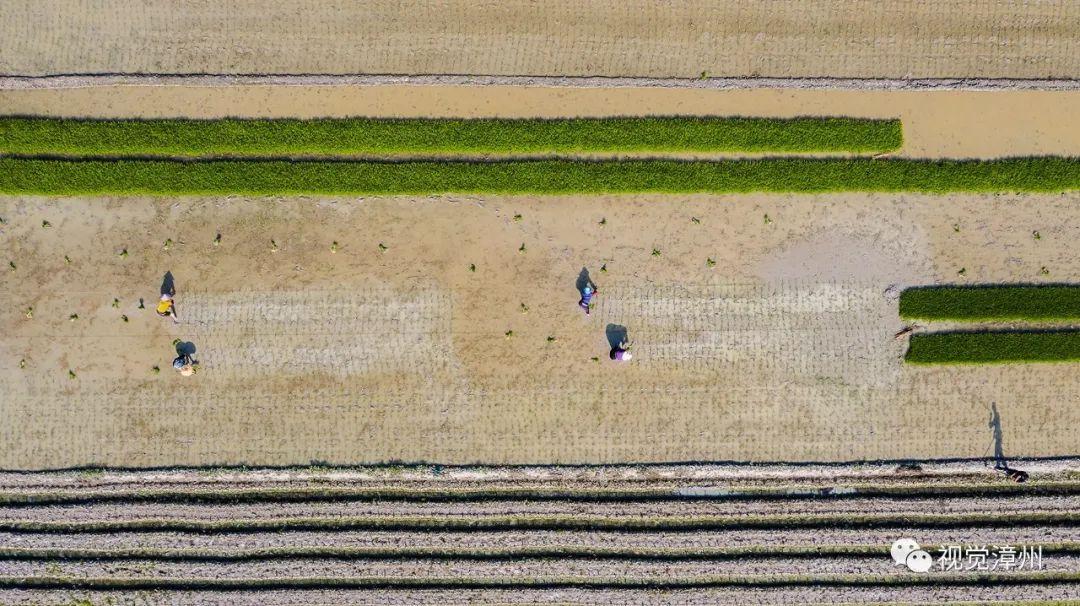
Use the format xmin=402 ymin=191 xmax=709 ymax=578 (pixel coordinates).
xmin=900 ymin=285 xmax=1080 ymax=322
xmin=0 ymin=116 xmax=902 ymax=156
xmin=905 ymin=330 xmax=1080 ymax=364
xmin=1 ymin=157 xmax=1077 ymax=196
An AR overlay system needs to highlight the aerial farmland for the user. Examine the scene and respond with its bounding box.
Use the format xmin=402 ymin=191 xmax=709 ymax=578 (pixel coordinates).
xmin=0 ymin=2 xmax=1078 ymax=604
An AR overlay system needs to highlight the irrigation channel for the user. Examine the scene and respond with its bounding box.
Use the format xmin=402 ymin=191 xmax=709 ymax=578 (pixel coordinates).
xmin=0 ymin=462 xmax=1077 ymax=605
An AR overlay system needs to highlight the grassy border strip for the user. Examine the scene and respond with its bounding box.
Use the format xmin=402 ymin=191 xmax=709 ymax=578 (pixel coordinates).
xmin=1 ymin=511 xmax=1075 ymax=534
xmin=1 ymin=481 xmax=1077 ymax=506
xmin=1 ymin=157 xmax=1077 ymax=195
xmin=0 ymin=116 xmax=903 ymax=156
xmin=900 ymin=285 xmax=1080 ymax=322
xmin=905 ymin=330 xmax=1080 ymax=364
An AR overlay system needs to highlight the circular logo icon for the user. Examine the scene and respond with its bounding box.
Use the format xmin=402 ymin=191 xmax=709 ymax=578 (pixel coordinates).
xmin=905 ymin=549 xmax=934 ymax=573
xmin=891 ymin=538 xmax=920 ymax=566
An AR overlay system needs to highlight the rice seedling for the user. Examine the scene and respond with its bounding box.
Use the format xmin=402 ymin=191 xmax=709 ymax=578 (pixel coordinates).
xmin=18 ymin=359 xmax=25 ymax=369
xmin=952 ymin=224 xmax=961 ymax=232
xmin=151 ymin=366 xmax=160 ymax=374
xmin=546 ymin=336 xmax=557 ymax=343
xmin=518 ymin=243 xmax=526 ymax=254
xmin=378 ymin=242 xmax=388 ymax=252
xmin=270 ymin=239 xmax=278 ymax=252
xmin=118 ymin=248 xmax=128 ymax=258
xmin=69 ymin=313 xmax=78 ymax=322
xmin=957 ymin=268 xmax=966 ymax=275
xmin=900 ymin=285 xmax=1080 ymax=321
xmin=111 ymin=298 xmax=120 ymax=308
xmin=513 ymin=213 xmax=522 ymax=222
xmin=64 ymin=255 xmax=71 ymax=264
xmin=504 ymin=330 xmax=514 ymax=339
xmin=7 ymin=261 xmax=14 ymax=271
xmin=690 ymin=216 xmax=701 ymax=224
xmin=706 ymin=258 xmax=716 ymax=267
xmin=468 ymin=263 xmax=476 ymax=272
xmin=652 ymin=248 xmax=661 ymax=257
xmin=24 ymin=307 xmax=32 ymax=319
xmin=520 ymin=303 xmax=529 ymax=314
xmin=121 ymin=315 xmax=129 ymax=323
xmin=67 ymin=370 xmax=76 ymax=380
xmin=0 ymin=116 xmax=904 ymax=156
xmin=330 ymin=241 xmax=338 ymax=254
xmin=763 ymin=214 xmax=772 ymax=225
xmin=41 ymin=220 xmax=51 ymax=228
xmin=163 ymin=238 xmax=172 ymax=250
xmin=598 ymin=217 xmax=607 ymax=227
xmin=1041 ymin=266 xmax=1050 ymax=275
xmin=213 ymin=233 xmax=221 ymax=246
xmin=1033 ymin=230 xmax=1041 ymax=240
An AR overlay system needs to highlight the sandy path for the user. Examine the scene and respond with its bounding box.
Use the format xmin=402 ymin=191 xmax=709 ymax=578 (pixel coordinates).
xmin=2 ymin=86 xmax=1079 ymax=159
xmin=2 ymin=193 xmax=1078 ymax=468
xmin=1 ymin=1 xmax=1077 ymax=79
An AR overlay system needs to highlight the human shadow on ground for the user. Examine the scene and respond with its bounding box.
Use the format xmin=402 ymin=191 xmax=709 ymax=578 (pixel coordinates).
xmin=988 ymin=402 xmax=1028 ymax=482
xmin=173 ymin=340 xmax=197 ymax=357
xmin=160 ymin=271 xmax=175 ymax=297
xmin=605 ymin=324 xmax=628 ymax=351
xmin=576 ymin=267 xmax=594 ymax=296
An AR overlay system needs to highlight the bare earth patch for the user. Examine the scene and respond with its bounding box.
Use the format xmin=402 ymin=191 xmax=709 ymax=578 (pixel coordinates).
xmin=1 ymin=192 xmax=1077 ymax=467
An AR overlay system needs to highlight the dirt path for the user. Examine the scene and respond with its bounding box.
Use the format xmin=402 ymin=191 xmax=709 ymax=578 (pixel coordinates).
xmin=2 ymin=1 xmax=1077 ymax=79
xmin=2 ymin=86 xmax=1078 ymax=159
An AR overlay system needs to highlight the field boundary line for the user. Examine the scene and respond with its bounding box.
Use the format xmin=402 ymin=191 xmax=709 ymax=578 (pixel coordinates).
xmin=2 ymin=75 xmax=1080 ymax=91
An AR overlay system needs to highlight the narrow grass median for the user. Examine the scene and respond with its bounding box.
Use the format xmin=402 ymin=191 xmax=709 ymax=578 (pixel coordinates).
xmin=900 ymin=285 xmax=1080 ymax=322
xmin=2 ymin=157 xmax=1077 ymax=196
xmin=0 ymin=116 xmax=902 ymax=156
xmin=905 ymin=330 xmax=1080 ymax=364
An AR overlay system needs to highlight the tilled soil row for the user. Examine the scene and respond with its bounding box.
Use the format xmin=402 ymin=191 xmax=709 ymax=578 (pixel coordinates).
xmin=2 ymin=481 xmax=1076 ymax=506
xmin=1 ymin=584 xmax=1076 ymax=606
xmin=1 ymin=555 xmax=1077 ymax=579
xmin=1 ymin=528 xmax=1072 ymax=551
xmin=1 ymin=495 xmax=1075 ymax=522
xmin=1 ymin=512 xmax=1075 ymax=534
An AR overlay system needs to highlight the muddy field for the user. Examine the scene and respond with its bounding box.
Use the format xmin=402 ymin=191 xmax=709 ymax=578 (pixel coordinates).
xmin=2 ymin=190 xmax=1078 ymax=468
xmin=2 ymin=0 xmax=1078 ymax=79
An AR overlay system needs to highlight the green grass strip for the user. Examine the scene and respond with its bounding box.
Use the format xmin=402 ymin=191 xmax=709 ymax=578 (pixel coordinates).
xmin=906 ymin=331 xmax=1080 ymax=364
xmin=1 ymin=157 xmax=1077 ymax=196
xmin=900 ymin=285 xmax=1080 ymax=322
xmin=0 ymin=116 xmax=902 ymax=156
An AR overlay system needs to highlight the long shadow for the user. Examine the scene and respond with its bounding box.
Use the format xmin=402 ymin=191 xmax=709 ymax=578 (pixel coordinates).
xmin=160 ymin=271 xmax=175 ymax=297
xmin=989 ymin=402 xmax=1006 ymax=470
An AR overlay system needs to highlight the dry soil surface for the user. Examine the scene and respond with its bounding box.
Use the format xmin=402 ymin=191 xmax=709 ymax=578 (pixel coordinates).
xmin=2 ymin=192 xmax=1078 ymax=468
xmin=1 ymin=0 xmax=1078 ymax=79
